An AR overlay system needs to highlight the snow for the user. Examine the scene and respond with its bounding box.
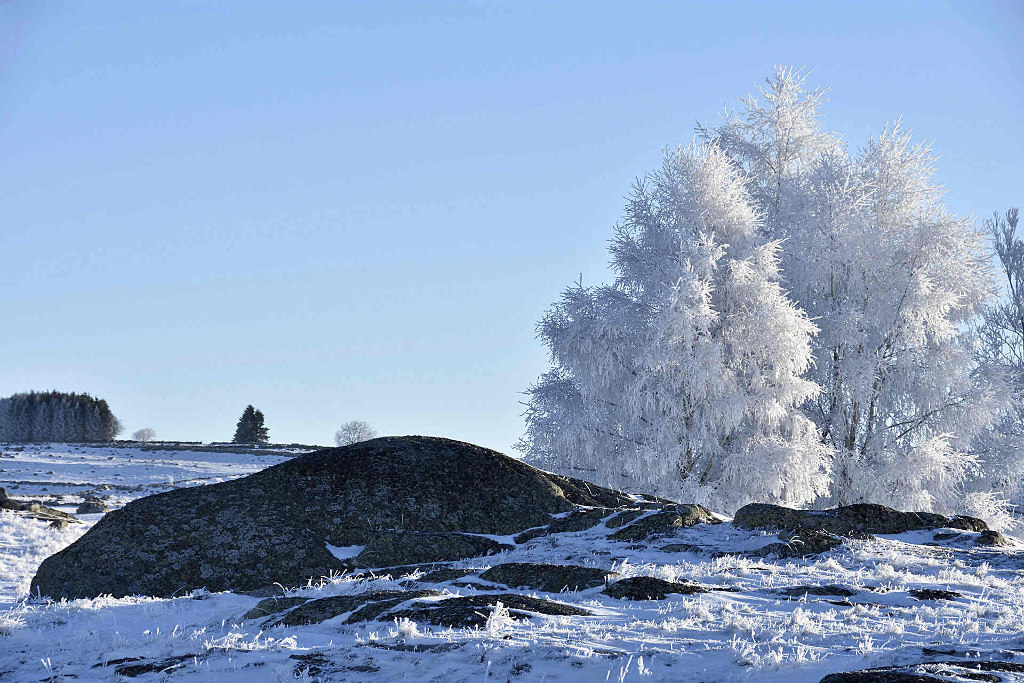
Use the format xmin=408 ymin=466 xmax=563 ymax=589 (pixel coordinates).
xmin=2 ymin=443 xmax=1024 ymax=681
xmin=325 ymin=543 xmax=365 ymax=562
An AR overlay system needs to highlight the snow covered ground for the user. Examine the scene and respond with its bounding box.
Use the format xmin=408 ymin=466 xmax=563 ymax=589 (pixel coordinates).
xmin=2 ymin=443 xmax=1024 ymax=682
xmin=0 ymin=442 xmax=292 ymax=606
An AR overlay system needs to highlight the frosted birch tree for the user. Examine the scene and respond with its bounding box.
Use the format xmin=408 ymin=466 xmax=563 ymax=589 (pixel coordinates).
xmin=699 ymin=68 xmax=1006 ymax=514
xmin=335 ymin=420 xmax=377 ymax=446
xmin=518 ymin=143 xmax=830 ymax=512
xmin=975 ymin=208 xmax=1024 ymax=514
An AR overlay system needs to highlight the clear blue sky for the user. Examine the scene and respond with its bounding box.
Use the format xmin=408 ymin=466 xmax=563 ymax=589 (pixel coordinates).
xmin=2 ymin=1 xmax=1021 ymax=452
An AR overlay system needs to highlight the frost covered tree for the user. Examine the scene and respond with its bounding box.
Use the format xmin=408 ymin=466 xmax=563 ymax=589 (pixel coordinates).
xmin=335 ymin=420 xmax=377 ymax=446
xmin=518 ymin=143 xmax=830 ymax=512
xmin=975 ymin=208 xmax=1024 ymax=509
xmin=132 ymin=427 xmax=156 ymax=443
xmin=698 ymin=68 xmax=1006 ymax=514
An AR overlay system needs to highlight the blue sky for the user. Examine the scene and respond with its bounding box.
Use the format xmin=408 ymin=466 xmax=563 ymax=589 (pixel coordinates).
xmin=2 ymin=1 xmax=1021 ymax=452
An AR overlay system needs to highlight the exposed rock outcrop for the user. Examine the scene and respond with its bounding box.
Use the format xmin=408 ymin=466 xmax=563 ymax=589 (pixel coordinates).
xmin=819 ymin=660 xmax=1024 ymax=682
xmin=352 ymin=532 xmax=511 ymax=568
xmin=608 ymin=504 xmax=720 ymax=541
xmin=32 ymin=436 xmax=637 ymax=599
xmin=734 ymin=503 xmax=987 ymax=536
xmin=386 ymin=593 xmax=590 ymax=627
xmin=513 ymin=507 xmax=614 ymax=543
xmin=603 ymin=576 xmax=709 ymax=600
xmin=480 ymin=563 xmax=616 ymax=592
xmin=1 ymin=487 xmax=79 ymax=525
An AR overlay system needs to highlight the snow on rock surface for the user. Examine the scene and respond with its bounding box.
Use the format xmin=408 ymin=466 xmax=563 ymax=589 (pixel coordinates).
xmin=1 ymin=441 xmax=1024 ymax=682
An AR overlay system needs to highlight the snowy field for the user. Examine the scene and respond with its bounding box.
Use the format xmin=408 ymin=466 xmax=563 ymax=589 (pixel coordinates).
xmin=2 ymin=444 xmax=1024 ymax=682
xmin=0 ymin=443 xmax=292 ymax=606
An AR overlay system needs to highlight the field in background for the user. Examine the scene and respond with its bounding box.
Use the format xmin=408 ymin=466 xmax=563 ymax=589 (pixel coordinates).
xmin=0 ymin=442 xmax=297 ymax=606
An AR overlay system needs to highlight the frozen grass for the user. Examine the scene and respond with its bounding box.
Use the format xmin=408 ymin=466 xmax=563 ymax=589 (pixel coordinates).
xmin=0 ymin=510 xmax=90 ymax=604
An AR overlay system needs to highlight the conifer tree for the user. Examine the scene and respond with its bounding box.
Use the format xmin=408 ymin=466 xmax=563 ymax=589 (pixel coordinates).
xmin=253 ymin=409 xmax=269 ymax=444
xmin=232 ymin=405 xmax=269 ymax=444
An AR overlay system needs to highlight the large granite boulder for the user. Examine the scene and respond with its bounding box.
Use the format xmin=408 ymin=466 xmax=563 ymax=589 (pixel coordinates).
xmin=32 ymin=436 xmax=637 ymax=599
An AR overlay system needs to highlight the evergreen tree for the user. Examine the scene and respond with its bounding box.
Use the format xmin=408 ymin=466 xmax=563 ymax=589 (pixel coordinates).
xmin=232 ymin=405 xmax=269 ymax=444
xmin=253 ymin=409 xmax=269 ymax=444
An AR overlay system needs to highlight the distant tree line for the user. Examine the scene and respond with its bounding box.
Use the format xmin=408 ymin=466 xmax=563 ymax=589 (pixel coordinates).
xmin=0 ymin=391 xmax=123 ymax=442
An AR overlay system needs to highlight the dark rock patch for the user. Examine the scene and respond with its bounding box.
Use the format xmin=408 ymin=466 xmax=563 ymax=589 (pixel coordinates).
xmin=388 ymin=593 xmax=590 ymax=627
xmin=820 ymin=660 xmax=1024 ymax=683
xmin=32 ymin=436 xmax=636 ymax=599
xmin=609 ymin=505 xmax=718 ymax=541
xmin=909 ymin=588 xmax=962 ymax=601
xmin=752 ymin=527 xmax=845 ymax=558
xmin=735 ymin=503 xmax=988 ymax=536
xmin=242 ymin=596 xmax=310 ymax=620
xmin=976 ymin=530 xmax=1013 ymax=547
xmin=112 ymin=654 xmax=200 ymax=678
xmin=346 ymin=565 xmax=433 ymax=581
xmin=450 ymin=580 xmax=493 ymax=590
xmin=92 ymin=656 xmax=145 ymax=669
xmin=820 ymin=673 xmax=944 ymax=682
xmin=352 ymin=532 xmax=511 ymax=567
xmin=290 ymin=652 xmax=334 ymax=677
xmin=604 ymin=576 xmax=708 ymax=600
xmin=1 ymin=488 xmax=79 ymax=525
xmin=514 ymin=507 xmax=614 ymax=543
xmin=945 ymin=517 xmax=989 ymax=533
xmin=363 ymin=641 xmax=464 ymax=653
xmin=605 ymin=509 xmax=647 ymax=529
xmin=479 ymin=563 xmax=616 ymax=592
xmin=776 ymin=585 xmax=857 ymax=598
xmin=76 ymin=499 xmax=110 ymax=515
xmin=415 ymin=567 xmax=478 ymax=583
xmin=660 ymin=543 xmax=708 ymax=554
xmin=280 ymin=590 xmax=441 ymax=626
xmin=241 ymin=585 xmax=290 ymax=598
